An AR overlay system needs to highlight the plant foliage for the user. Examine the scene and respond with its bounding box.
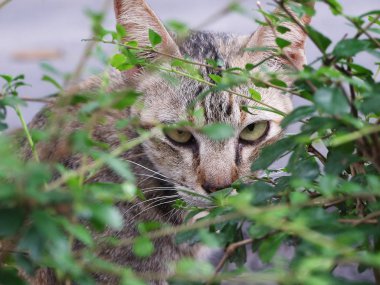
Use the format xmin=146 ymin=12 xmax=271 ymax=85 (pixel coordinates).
xmin=1 ymin=0 xmax=380 ymax=284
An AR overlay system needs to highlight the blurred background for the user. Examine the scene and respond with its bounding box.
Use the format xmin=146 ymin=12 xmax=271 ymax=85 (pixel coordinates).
xmin=0 ymin=0 xmax=377 ymax=129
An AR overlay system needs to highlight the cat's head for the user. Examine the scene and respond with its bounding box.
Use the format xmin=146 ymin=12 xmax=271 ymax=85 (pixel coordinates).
xmin=114 ymin=0 xmax=312 ymax=206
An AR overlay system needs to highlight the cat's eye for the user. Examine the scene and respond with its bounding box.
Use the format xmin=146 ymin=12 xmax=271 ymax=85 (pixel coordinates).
xmin=239 ymin=121 xmax=269 ymax=143
xmin=164 ymin=128 xmax=194 ymax=144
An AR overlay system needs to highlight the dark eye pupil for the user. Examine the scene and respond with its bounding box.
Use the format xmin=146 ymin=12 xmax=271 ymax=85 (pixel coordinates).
xmin=247 ymin=124 xmax=255 ymax=131
xmin=177 ymin=130 xmax=184 ymax=135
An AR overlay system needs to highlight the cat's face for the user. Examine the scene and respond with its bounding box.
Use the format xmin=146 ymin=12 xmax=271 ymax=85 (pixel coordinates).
xmin=115 ymin=0 xmax=310 ymax=206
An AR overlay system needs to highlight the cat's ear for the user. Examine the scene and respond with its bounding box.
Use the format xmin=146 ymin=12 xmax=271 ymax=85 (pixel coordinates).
xmin=114 ymin=0 xmax=181 ymax=59
xmin=245 ymin=1 xmax=314 ymax=69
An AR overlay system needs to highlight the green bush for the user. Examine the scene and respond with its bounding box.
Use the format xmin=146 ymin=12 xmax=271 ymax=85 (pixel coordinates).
xmin=1 ymin=0 xmax=380 ymax=284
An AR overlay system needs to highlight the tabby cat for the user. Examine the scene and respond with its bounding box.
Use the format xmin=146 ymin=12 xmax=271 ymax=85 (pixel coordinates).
xmin=25 ymin=0 xmax=312 ymax=284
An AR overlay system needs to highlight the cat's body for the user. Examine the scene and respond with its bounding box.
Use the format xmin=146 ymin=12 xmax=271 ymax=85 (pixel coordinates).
xmin=23 ymin=0 xmax=313 ymax=284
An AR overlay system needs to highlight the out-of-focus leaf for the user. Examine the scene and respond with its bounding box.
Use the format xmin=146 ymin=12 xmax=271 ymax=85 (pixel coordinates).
xmin=306 ymin=25 xmax=332 ymax=52
xmin=133 ymin=236 xmax=155 ymax=258
xmin=0 ymin=208 xmax=25 ymax=237
xmin=252 ymin=137 xmax=296 ymax=171
xmin=314 ymin=87 xmax=350 ymax=115
xmin=333 ymin=39 xmax=372 ymax=58
xmin=258 ymin=234 xmax=285 ymax=263
xmin=281 ymin=106 xmax=316 ymax=127
xmin=201 ymin=123 xmax=235 ymax=140
xmin=148 ymin=29 xmax=162 ymax=47
xmin=275 ymin=37 xmax=291 ymax=49
xmin=42 ymin=75 xmax=62 ymax=90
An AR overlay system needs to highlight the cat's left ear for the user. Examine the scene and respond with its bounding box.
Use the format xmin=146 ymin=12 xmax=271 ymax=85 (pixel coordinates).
xmin=246 ymin=1 xmax=315 ymax=69
xmin=114 ymin=0 xmax=181 ymax=60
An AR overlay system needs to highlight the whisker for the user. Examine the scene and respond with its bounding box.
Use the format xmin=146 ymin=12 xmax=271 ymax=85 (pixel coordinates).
xmin=125 ymin=199 xmax=178 ymax=225
xmin=126 ymin=160 xmax=171 ymax=180
xmin=135 ymin=173 xmax=177 ymax=185
xmin=141 ymin=185 xmax=212 ymax=201
xmin=122 ymin=195 xmax=178 ymax=217
xmin=137 ymin=174 xmax=154 ymax=186
xmin=165 ymin=208 xmax=183 ymax=224
xmin=142 ymin=188 xmax=177 ymax=194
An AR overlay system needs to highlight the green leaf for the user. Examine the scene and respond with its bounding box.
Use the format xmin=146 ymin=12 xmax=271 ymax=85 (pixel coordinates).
xmin=277 ymin=25 xmax=291 ymax=34
xmin=306 ymin=25 xmax=332 ymax=52
xmin=209 ymin=74 xmax=222 ymax=84
xmin=291 ymin=157 xmax=320 ymax=181
xmin=281 ymin=106 xmax=316 ymax=127
xmin=359 ymin=96 xmax=380 ymax=115
xmin=201 ymin=123 xmax=235 ymax=140
xmin=175 ymin=259 xmax=214 ymax=278
xmin=175 ymin=229 xmax=201 ymax=245
xmin=245 ymin=63 xmax=255 ymax=71
xmin=0 ymin=208 xmax=25 ymax=237
xmin=116 ymin=23 xmax=127 ymax=38
xmin=62 ymin=222 xmax=93 ymax=246
xmin=42 ymin=75 xmax=62 ymax=90
xmin=110 ymin=53 xmax=127 ymax=69
xmin=275 ymin=37 xmax=291 ymax=49
xmin=104 ymin=155 xmax=135 ymax=182
xmin=133 ymin=236 xmax=155 ymax=258
xmin=121 ymin=270 xmax=147 ymax=285
xmin=0 ymin=74 xmax=13 ymax=84
xmin=325 ymin=145 xmax=357 ymax=175
xmin=314 ymin=87 xmax=350 ymax=115
xmin=40 ymin=62 xmax=62 ymax=76
xmin=258 ymin=234 xmax=285 ymax=263
xmin=269 ymin=78 xmax=287 ymax=88
xmin=251 ymin=137 xmax=296 ymax=171
xmin=333 ymin=39 xmax=371 ymax=58
xmin=0 ymin=268 xmax=27 ymax=285
xmin=289 ymin=192 xmax=309 ymax=205
xmin=249 ymin=88 xmax=262 ymax=101
xmin=137 ymin=221 xmax=162 ymax=235
xmin=91 ymin=205 xmax=123 ymax=230
xmin=148 ymin=29 xmax=162 ymax=47
xmin=166 ymin=20 xmax=189 ymax=37
xmin=111 ymin=90 xmax=140 ymax=109
xmin=324 ymin=0 xmax=343 ymax=15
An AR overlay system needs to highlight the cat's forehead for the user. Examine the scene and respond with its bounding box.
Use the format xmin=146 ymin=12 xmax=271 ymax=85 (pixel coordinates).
xmin=179 ymin=31 xmax=245 ymax=67
xmin=137 ymin=31 xmax=292 ymax=126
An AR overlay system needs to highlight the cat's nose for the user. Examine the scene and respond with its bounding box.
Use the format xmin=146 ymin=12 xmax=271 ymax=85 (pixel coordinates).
xmin=202 ymin=182 xmax=231 ymax=194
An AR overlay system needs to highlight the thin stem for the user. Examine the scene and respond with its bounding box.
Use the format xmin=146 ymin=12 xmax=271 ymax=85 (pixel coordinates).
xmin=0 ymin=95 xmax=54 ymax=103
xmin=307 ymin=144 xmax=326 ymax=164
xmin=206 ymin=238 xmax=254 ymax=285
xmin=155 ymin=65 xmax=287 ymax=116
xmin=116 ymin=212 xmax=241 ymax=248
xmin=270 ymin=1 xmax=318 ymax=93
xmin=15 ymin=106 xmax=40 ymax=162
xmin=86 ymin=38 xmax=301 ymax=96
xmin=354 ymin=14 xmax=380 ymax=39
xmin=329 ymin=125 xmax=380 ymax=147
xmin=352 ymin=211 xmax=380 ymax=227
xmin=348 ymin=16 xmax=380 ymax=48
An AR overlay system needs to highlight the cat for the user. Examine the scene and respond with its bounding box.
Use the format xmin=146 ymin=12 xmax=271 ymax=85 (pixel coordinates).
xmin=23 ymin=0 xmax=312 ymax=284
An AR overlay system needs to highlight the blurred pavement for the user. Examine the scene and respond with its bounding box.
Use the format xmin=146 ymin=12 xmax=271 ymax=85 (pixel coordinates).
xmin=0 ymin=0 xmax=377 ymax=128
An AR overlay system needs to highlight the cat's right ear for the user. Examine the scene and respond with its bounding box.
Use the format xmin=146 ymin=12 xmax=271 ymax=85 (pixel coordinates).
xmin=244 ymin=1 xmax=315 ymax=69
xmin=114 ymin=0 xmax=181 ymax=60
